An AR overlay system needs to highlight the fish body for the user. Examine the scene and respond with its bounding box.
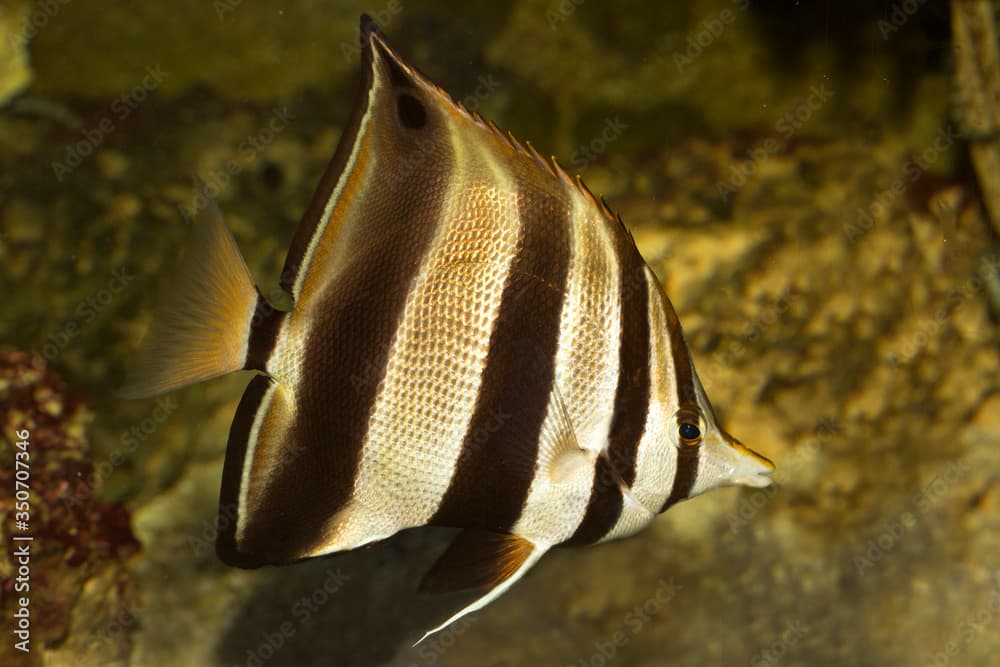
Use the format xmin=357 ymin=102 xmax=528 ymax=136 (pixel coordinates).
xmin=123 ymin=15 xmax=774 ymax=639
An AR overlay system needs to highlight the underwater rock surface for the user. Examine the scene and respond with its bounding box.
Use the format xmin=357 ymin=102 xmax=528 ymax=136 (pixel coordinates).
xmin=96 ymin=133 xmax=1000 ymax=666
xmin=2 ymin=1 xmax=998 ymax=666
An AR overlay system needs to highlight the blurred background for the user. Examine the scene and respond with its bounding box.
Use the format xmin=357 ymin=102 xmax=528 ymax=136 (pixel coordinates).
xmin=1 ymin=1 xmax=999 ymax=665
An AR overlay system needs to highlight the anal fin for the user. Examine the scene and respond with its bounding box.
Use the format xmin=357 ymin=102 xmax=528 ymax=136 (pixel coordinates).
xmin=416 ymin=530 xmax=546 ymax=644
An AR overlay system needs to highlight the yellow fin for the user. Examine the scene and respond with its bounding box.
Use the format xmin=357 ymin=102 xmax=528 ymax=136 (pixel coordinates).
xmin=119 ymin=195 xmax=258 ymax=398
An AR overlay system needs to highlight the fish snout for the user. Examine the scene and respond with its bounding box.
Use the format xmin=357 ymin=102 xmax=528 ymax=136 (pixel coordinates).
xmin=723 ymin=432 xmax=776 ymax=488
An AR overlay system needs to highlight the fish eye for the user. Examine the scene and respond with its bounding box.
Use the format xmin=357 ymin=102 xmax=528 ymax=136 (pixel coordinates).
xmin=679 ymin=423 xmax=700 ymax=441
xmin=675 ymin=411 xmax=703 ymax=448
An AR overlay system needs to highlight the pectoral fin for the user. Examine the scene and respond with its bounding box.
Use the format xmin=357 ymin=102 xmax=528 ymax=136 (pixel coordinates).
xmin=416 ymin=530 xmax=547 ymax=644
xmin=538 ymin=382 xmax=596 ymax=484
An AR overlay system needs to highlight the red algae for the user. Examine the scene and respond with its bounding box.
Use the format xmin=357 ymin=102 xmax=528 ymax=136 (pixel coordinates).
xmin=0 ymin=349 xmax=139 ymax=666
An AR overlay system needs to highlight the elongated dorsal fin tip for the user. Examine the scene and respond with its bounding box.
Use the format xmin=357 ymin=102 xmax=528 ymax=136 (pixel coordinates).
xmin=359 ymin=14 xmax=382 ymax=46
xmin=363 ymin=16 xmax=440 ymax=94
xmin=361 ymin=16 xmax=624 ymax=233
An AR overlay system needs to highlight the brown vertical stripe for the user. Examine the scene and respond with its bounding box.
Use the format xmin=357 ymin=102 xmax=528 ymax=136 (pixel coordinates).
xmin=648 ymin=271 xmax=701 ymax=512
xmin=660 ymin=446 xmax=699 ymax=512
xmin=279 ymin=17 xmax=377 ymax=295
xmin=563 ymin=453 xmax=623 ymax=546
xmin=218 ymin=45 xmax=454 ymax=563
xmin=241 ymin=152 xmax=450 ymax=561
xmin=217 ymin=374 xmax=273 ymax=566
xmin=607 ymin=255 xmax=651 ymax=486
xmin=564 ymin=241 xmax=650 ymax=546
xmin=243 ymin=294 xmax=285 ymax=372
xmin=652 ymin=274 xmax=697 ymax=407
xmin=431 ymin=192 xmax=571 ymax=533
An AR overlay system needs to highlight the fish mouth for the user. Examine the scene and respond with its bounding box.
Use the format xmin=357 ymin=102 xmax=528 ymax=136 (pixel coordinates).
xmin=723 ymin=432 xmax=776 ymax=488
xmin=734 ymin=468 xmax=775 ymax=488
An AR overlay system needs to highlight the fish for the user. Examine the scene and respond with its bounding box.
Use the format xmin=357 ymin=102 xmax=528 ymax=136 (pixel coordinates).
xmin=121 ymin=14 xmax=775 ymax=641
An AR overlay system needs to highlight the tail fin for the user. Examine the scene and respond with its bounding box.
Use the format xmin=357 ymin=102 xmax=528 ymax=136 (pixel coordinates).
xmin=119 ymin=199 xmax=259 ymax=399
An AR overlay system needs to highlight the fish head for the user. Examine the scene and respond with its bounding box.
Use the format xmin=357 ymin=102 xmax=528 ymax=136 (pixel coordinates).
xmin=667 ymin=373 xmax=775 ymax=501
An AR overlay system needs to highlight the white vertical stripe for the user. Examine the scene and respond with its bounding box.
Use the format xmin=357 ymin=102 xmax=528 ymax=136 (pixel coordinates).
xmin=292 ymin=73 xmax=380 ymax=300
xmin=512 ymin=184 xmax=622 ymax=543
xmin=313 ymin=114 xmax=525 ymax=552
xmin=236 ymin=380 xmax=278 ymax=543
xmin=603 ymin=266 xmax=679 ymax=541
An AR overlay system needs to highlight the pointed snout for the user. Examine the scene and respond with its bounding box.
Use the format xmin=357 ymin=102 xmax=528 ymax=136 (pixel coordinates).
xmin=722 ymin=432 xmax=775 ymax=488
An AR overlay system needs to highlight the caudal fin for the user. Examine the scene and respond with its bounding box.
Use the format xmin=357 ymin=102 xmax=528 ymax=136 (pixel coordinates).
xmin=119 ymin=198 xmax=259 ymax=399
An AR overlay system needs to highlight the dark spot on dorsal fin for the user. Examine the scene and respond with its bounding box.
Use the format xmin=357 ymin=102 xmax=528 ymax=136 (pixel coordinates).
xmin=397 ymin=93 xmax=427 ymax=129
xmin=362 ymin=14 xmax=419 ymax=89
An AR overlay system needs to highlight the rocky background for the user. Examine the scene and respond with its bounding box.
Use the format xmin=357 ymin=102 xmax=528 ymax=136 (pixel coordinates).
xmin=1 ymin=0 xmax=998 ymax=666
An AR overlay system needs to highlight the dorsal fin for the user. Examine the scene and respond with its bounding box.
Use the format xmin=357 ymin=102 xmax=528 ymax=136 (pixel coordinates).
xmin=364 ymin=16 xmax=619 ymax=227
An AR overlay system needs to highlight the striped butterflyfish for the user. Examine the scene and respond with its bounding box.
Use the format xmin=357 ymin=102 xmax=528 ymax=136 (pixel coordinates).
xmin=122 ymin=15 xmax=775 ymax=640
